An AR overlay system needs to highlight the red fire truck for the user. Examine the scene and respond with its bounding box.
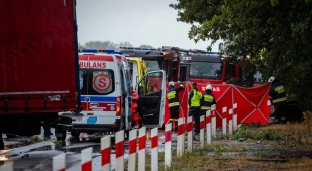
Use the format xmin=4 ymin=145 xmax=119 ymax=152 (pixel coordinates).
xmin=120 ymin=47 xmax=240 ymax=85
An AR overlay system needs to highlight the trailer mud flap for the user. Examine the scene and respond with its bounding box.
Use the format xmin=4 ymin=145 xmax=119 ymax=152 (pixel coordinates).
xmin=18 ymin=117 xmax=41 ymax=136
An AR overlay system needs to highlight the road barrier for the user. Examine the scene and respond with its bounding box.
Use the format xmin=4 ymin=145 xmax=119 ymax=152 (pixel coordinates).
xmin=206 ymin=110 xmax=212 ymax=145
xmin=164 ymin=123 xmax=172 ymax=167
xmin=187 ymin=116 xmax=193 ymax=152
xmin=101 ymin=136 xmax=111 ymax=170
xmin=53 ymin=153 xmax=65 ymax=171
xmin=0 ymin=104 xmax=239 ymax=171
xmin=233 ymin=103 xmax=238 ymax=131
xmin=81 ymin=147 xmax=93 ymax=171
xmin=222 ymin=106 xmax=227 ymax=136
xmin=211 ymin=104 xmax=217 ymax=137
xmin=128 ymin=129 xmax=137 ymax=171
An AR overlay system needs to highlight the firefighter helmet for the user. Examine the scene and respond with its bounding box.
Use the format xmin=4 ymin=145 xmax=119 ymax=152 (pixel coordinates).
xmin=169 ymin=81 xmax=175 ymax=86
xmin=268 ymin=76 xmax=275 ymax=83
xmin=206 ymin=84 xmax=213 ymax=90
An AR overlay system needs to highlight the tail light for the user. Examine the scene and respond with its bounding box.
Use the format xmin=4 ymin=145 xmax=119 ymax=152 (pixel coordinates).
xmin=116 ymin=96 xmax=121 ymax=117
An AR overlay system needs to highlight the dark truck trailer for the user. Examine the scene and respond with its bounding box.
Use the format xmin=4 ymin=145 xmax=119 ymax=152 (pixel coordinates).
xmin=0 ymin=0 xmax=80 ymax=149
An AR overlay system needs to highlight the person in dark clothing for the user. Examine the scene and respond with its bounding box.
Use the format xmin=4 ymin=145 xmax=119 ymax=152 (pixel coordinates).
xmin=200 ymin=84 xmax=216 ymax=116
xmin=188 ymin=82 xmax=202 ymax=136
xmin=268 ymin=76 xmax=287 ymax=123
xmin=167 ymin=81 xmax=184 ymax=131
xmin=43 ymin=124 xmax=53 ymax=139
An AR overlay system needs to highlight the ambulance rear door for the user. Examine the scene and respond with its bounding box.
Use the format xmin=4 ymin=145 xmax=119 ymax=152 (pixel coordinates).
xmin=136 ymin=70 xmax=166 ymax=128
xmin=120 ymin=57 xmax=131 ymax=129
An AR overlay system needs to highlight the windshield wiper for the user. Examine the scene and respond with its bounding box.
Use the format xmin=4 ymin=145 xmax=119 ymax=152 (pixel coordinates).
xmin=192 ymin=64 xmax=203 ymax=79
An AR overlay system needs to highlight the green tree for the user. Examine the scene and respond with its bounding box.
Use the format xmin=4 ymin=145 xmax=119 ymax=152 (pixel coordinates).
xmin=119 ymin=41 xmax=133 ymax=48
xmin=78 ymin=43 xmax=84 ymax=49
xmin=84 ymin=41 xmax=118 ymax=50
xmin=139 ymin=45 xmax=154 ymax=48
xmin=170 ymin=0 xmax=312 ymax=109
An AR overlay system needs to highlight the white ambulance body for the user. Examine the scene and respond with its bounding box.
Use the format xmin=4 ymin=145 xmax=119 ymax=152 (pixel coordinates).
xmin=58 ymin=49 xmax=167 ymax=139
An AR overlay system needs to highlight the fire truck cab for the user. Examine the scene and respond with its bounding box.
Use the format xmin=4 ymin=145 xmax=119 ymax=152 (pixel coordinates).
xmin=120 ymin=46 xmax=192 ymax=84
xmin=57 ymin=49 xmax=166 ymax=141
xmin=187 ymin=49 xmax=240 ymax=84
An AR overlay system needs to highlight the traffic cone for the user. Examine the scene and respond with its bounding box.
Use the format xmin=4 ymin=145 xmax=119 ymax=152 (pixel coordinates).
xmin=146 ymin=131 xmax=150 ymax=141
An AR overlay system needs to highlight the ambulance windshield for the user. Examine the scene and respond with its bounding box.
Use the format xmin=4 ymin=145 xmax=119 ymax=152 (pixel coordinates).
xmin=190 ymin=62 xmax=222 ymax=79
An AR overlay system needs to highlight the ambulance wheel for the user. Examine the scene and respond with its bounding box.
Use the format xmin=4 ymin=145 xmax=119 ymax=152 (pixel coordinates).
xmin=71 ymin=131 xmax=81 ymax=142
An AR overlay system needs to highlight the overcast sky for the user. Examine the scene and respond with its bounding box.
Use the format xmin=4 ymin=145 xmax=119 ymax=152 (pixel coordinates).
xmin=76 ymin=0 xmax=220 ymax=52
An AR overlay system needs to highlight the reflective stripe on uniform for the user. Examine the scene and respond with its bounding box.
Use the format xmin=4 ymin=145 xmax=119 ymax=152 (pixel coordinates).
xmin=274 ymin=85 xmax=285 ymax=93
xmin=203 ymin=95 xmax=214 ymax=102
xmin=201 ymin=106 xmax=211 ymax=110
xmin=272 ymin=97 xmax=287 ymax=103
xmin=169 ymin=102 xmax=179 ymax=107
xmin=167 ymin=91 xmax=176 ymax=99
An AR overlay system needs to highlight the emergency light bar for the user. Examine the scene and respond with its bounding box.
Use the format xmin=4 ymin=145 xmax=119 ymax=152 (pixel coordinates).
xmin=162 ymin=46 xmax=190 ymax=53
xmin=79 ymin=49 xmax=123 ymax=55
xmin=79 ymin=49 xmax=98 ymax=53
xmin=189 ymin=49 xmax=220 ymax=54
xmin=120 ymin=46 xmax=161 ymax=51
xmin=113 ymin=52 xmax=124 ymax=55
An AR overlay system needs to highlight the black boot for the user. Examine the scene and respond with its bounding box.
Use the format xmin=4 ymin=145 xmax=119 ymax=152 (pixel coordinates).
xmin=0 ymin=135 xmax=4 ymax=150
xmin=0 ymin=142 xmax=4 ymax=150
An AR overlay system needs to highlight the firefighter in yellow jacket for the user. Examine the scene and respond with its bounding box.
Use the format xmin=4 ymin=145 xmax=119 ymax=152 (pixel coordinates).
xmin=188 ymin=82 xmax=202 ymax=135
xmin=167 ymin=81 xmax=184 ymax=130
xmin=200 ymin=84 xmax=216 ymax=116
xmin=268 ymin=76 xmax=287 ymax=123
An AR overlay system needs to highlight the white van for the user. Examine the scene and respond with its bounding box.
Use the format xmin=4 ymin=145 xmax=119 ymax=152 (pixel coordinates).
xmin=57 ymin=49 xmax=166 ymax=141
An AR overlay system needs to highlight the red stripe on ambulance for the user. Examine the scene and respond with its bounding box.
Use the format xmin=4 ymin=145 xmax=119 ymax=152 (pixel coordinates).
xmin=79 ymin=55 xmax=114 ymax=61
xmin=81 ymin=102 xmax=116 ymax=111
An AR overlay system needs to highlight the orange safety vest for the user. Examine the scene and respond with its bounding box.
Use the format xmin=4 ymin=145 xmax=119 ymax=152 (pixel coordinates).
xmin=131 ymin=90 xmax=140 ymax=120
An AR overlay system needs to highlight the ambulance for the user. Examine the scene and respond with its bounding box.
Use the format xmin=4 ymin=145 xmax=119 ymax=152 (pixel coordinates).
xmin=58 ymin=49 xmax=166 ymax=140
